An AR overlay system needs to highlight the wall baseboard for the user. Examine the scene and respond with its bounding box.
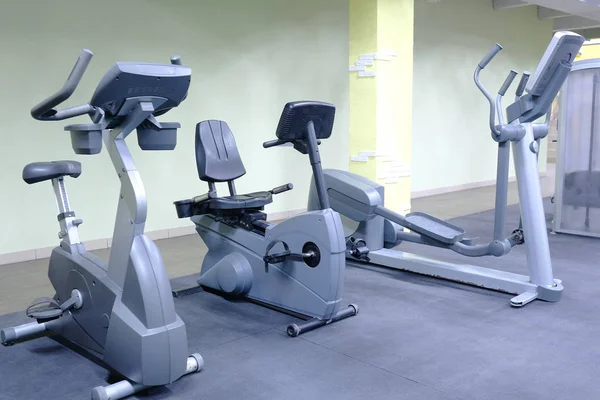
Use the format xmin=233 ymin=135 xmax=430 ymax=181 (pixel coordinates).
xmin=0 ymin=208 xmax=307 ymax=267
xmin=411 ymin=171 xmax=547 ymax=199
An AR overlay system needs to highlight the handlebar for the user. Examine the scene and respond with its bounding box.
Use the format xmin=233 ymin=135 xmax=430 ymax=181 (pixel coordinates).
xmin=478 ymin=44 xmax=502 ymax=69
xmin=263 ymin=139 xmax=286 ymax=148
xmin=474 ymin=44 xmax=505 ymax=136
xmin=270 ymin=183 xmax=294 ymax=195
xmin=498 ymin=70 xmax=518 ymax=96
xmin=31 ymin=49 xmax=94 ymax=121
xmin=263 ymin=138 xmax=322 ymax=149
xmin=515 ymin=72 xmax=531 ymax=97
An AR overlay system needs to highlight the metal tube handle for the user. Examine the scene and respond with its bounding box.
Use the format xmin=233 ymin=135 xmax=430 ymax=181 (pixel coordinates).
xmin=31 ymin=49 xmax=94 ymax=120
xmin=170 ymin=55 xmax=182 ymax=65
xmin=271 ymin=183 xmax=294 ymax=195
xmin=499 ymin=70 xmax=518 ymax=96
xmin=263 ymin=139 xmax=286 ymax=148
xmin=478 ymin=44 xmax=502 ymax=69
xmin=515 ymin=72 xmax=531 ymax=97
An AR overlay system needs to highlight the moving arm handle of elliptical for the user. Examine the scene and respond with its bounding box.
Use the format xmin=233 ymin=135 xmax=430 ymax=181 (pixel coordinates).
xmin=31 ymin=49 xmax=96 ymax=121
xmin=478 ymin=44 xmax=502 ymax=69
xmin=515 ymin=72 xmax=531 ymax=98
xmin=474 ymin=44 xmax=503 ymax=136
xmin=496 ymin=70 xmax=518 ymax=126
xmin=498 ymin=70 xmax=518 ymax=96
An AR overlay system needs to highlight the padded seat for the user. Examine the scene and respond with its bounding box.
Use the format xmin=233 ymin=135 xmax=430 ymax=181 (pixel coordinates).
xmin=205 ymin=191 xmax=273 ymax=210
xmin=22 ymin=161 xmax=82 ymax=184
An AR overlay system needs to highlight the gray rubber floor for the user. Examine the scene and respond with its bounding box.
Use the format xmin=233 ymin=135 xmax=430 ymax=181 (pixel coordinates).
xmin=1 ymin=199 xmax=599 ymax=400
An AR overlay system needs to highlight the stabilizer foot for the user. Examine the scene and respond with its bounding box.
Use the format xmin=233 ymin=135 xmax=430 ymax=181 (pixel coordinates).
xmin=91 ymin=354 xmax=203 ymax=400
xmin=1 ymin=321 xmax=48 ymax=345
xmin=287 ymin=304 xmax=358 ymax=337
xmin=510 ymin=292 xmax=538 ymax=307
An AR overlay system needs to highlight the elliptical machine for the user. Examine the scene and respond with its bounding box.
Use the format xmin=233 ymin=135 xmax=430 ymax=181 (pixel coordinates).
xmin=174 ymin=101 xmax=358 ymax=337
xmin=308 ymin=31 xmax=585 ymax=307
xmin=1 ymin=50 xmax=203 ymax=400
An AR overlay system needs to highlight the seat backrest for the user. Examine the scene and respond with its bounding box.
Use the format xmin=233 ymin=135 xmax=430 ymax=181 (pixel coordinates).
xmin=195 ymin=120 xmax=246 ymax=182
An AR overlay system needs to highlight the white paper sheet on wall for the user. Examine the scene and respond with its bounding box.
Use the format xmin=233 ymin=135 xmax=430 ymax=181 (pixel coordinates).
xmin=350 ymin=155 xmax=369 ymax=162
xmin=349 ymin=65 xmax=366 ymax=72
xmin=358 ymin=151 xmax=377 ymax=157
xmin=358 ymin=70 xmax=376 ymax=77
xmin=356 ymin=59 xmax=374 ymax=66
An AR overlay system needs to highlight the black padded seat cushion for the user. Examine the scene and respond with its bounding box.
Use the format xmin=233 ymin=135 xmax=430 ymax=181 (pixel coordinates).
xmin=22 ymin=161 xmax=82 ymax=184
xmin=206 ymin=191 xmax=273 ymax=210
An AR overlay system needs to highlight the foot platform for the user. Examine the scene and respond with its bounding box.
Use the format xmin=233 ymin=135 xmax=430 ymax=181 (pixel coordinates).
xmin=404 ymin=212 xmax=465 ymax=244
xmin=286 ymin=304 xmax=358 ymax=337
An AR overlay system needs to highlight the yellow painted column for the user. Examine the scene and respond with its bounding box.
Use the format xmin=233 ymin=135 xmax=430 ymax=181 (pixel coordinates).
xmin=577 ymin=41 xmax=600 ymax=60
xmin=349 ymin=0 xmax=414 ymax=214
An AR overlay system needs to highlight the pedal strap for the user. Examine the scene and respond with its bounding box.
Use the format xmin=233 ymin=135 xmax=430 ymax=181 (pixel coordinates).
xmin=264 ymin=240 xmax=291 ymax=272
xmin=26 ymin=292 xmax=82 ymax=322
xmin=26 ymin=297 xmax=63 ymax=321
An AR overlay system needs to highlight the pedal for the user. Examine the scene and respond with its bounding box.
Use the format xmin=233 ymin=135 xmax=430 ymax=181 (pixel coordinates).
xmin=346 ymin=238 xmax=370 ymax=262
xmin=263 ymin=240 xmax=319 ymax=271
xmin=26 ymin=298 xmax=63 ymax=321
xmin=27 ymin=290 xmax=83 ymax=322
xmin=404 ymin=212 xmax=465 ymax=244
xmin=264 ymin=251 xmax=292 ymax=265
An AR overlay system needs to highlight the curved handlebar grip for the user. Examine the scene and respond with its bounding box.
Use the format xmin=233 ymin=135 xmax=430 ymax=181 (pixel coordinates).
xmin=31 ymin=49 xmax=94 ymax=120
xmin=515 ymin=72 xmax=531 ymax=97
xmin=171 ymin=55 xmax=182 ymax=65
xmin=498 ymin=70 xmax=518 ymax=96
xmin=478 ymin=44 xmax=503 ymax=69
xmin=263 ymin=139 xmax=286 ymax=148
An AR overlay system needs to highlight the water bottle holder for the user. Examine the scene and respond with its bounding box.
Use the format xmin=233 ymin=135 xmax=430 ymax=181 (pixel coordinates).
xmin=65 ymin=123 xmax=104 ymax=155
xmin=137 ymin=122 xmax=179 ymax=151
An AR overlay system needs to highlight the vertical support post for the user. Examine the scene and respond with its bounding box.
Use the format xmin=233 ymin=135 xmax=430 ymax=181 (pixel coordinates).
xmin=227 ymin=181 xmax=237 ymax=196
xmin=585 ymin=74 xmax=598 ymax=229
xmin=104 ymin=102 xmax=154 ymax=288
xmin=51 ymin=177 xmax=82 ymax=247
xmin=493 ymin=142 xmax=511 ymax=240
xmin=306 ymin=121 xmax=330 ymax=210
xmin=512 ymin=123 xmax=554 ymax=287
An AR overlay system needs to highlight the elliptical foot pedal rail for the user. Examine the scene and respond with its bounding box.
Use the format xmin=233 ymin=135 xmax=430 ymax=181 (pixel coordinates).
xmin=286 ymin=304 xmax=359 ymax=337
xmin=404 ymin=212 xmax=465 ymax=244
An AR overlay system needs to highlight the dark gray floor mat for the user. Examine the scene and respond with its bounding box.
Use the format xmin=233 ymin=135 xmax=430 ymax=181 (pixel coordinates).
xmin=0 ymin=199 xmax=598 ymax=399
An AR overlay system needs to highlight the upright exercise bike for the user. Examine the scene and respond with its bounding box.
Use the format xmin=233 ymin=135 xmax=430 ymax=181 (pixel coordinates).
xmin=174 ymin=101 xmax=358 ymax=336
xmin=1 ymin=50 xmax=203 ymax=400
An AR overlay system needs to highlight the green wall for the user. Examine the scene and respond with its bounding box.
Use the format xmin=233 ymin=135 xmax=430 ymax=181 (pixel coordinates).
xmin=412 ymin=0 xmax=553 ymax=193
xmin=0 ymin=0 xmax=349 ymax=254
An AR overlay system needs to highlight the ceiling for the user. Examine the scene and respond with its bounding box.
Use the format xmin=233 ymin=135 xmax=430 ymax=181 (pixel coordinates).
xmin=494 ymin=0 xmax=600 ymax=31
xmin=532 ymin=0 xmax=600 ymax=14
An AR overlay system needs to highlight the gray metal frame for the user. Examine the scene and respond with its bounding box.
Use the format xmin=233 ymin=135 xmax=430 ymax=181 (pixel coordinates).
xmin=176 ymin=102 xmax=358 ymax=337
xmin=308 ymin=32 xmax=584 ymax=308
xmin=0 ymin=50 xmax=202 ymax=400
xmin=553 ymin=59 xmax=600 ymax=238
